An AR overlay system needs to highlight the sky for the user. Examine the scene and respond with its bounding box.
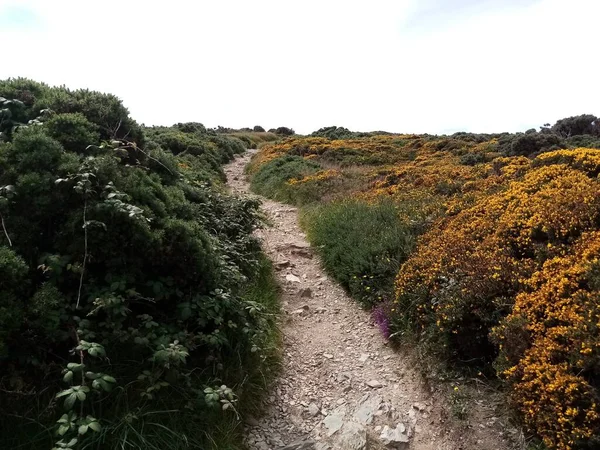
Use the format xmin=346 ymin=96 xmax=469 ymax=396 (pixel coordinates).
xmin=0 ymin=0 xmax=598 ymax=135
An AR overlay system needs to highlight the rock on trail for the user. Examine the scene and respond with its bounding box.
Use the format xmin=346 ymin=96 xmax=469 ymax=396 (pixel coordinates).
xmin=224 ymin=151 xmax=522 ymax=450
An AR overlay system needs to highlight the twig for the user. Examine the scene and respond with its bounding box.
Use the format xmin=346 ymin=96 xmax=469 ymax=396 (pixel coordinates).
xmin=124 ymin=141 xmax=174 ymax=176
xmin=76 ymin=199 xmax=88 ymax=308
xmin=0 ymin=212 xmax=12 ymax=246
xmin=73 ymin=328 xmax=86 ymax=418
xmin=110 ymin=119 xmax=122 ymax=140
xmin=0 ymin=387 xmax=36 ymax=396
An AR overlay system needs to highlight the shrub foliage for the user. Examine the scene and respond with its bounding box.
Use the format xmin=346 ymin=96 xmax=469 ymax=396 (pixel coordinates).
xmin=250 ymin=121 xmax=600 ymax=449
xmin=302 ymin=199 xmax=418 ymax=306
xmin=0 ymin=78 xmax=278 ymax=450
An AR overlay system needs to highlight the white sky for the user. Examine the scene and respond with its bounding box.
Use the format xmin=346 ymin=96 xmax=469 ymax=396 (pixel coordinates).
xmin=0 ymin=0 xmax=598 ymax=134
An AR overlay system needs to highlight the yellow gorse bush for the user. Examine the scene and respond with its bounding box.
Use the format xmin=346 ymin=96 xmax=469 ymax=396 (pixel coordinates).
xmin=395 ymin=148 xmax=600 ymax=448
xmin=535 ymin=147 xmax=600 ymax=176
xmin=288 ymin=169 xmax=341 ymax=185
xmin=251 ymin=134 xmax=600 ymax=448
xmin=495 ymin=231 xmax=600 ymax=449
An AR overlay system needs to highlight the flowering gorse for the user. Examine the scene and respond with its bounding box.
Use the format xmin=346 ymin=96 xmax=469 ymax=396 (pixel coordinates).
xmin=251 ymin=132 xmax=600 ymax=449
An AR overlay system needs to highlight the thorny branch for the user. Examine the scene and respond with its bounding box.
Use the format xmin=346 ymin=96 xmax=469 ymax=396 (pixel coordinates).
xmin=0 ymin=212 xmax=12 ymax=246
xmin=76 ymin=199 xmax=88 ymax=309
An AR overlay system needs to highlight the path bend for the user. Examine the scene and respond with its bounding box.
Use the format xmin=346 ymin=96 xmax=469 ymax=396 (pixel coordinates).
xmin=225 ymin=151 xmax=522 ymax=450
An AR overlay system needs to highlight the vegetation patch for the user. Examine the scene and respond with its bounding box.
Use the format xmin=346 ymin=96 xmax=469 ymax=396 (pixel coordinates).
xmin=0 ymin=78 xmax=280 ymax=450
xmin=250 ymin=154 xmax=322 ymax=204
xmin=249 ymin=116 xmax=600 ymax=450
xmin=302 ymin=199 xmax=419 ymax=306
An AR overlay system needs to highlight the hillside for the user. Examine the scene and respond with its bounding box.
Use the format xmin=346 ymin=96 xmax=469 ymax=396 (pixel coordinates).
xmin=2 ymin=76 xmax=600 ymax=450
xmin=247 ymin=120 xmax=600 ymax=450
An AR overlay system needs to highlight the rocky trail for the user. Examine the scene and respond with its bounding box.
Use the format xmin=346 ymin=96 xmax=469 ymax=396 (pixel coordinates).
xmin=225 ymin=151 xmax=523 ymax=450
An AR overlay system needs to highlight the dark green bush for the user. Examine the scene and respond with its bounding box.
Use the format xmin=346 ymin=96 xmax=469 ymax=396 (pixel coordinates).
xmin=552 ymin=114 xmax=599 ymax=137
xmin=274 ymin=126 xmax=295 ymax=136
xmin=0 ymin=78 xmax=144 ymax=145
xmin=37 ymin=88 xmax=144 ymax=143
xmin=311 ymin=126 xmax=363 ymax=140
xmin=0 ymin=247 xmax=29 ymax=356
xmin=175 ymin=122 xmax=208 ymax=134
xmin=459 ymin=152 xmax=487 ymax=166
xmin=0 ymin=77 xmax=47 ymax=106
xmin=43 ymin=112 xmax=100 ymax=153
xmin=565 ymin=134 xmax=600 ymax=149
xmin=149 ymin=129 xmax=209 ymax=156
xmin=504 ymin=132 xmax=564 ymax=156
xmin=450 ymin=132 xmax=500 ymax=143
xmin=0 ymin=96 xmax=28 ymax=141
xmin=232 ymin=134 xmax=253 ymax=148
xmin=0 ymin=81 xmax=279 ymax=450
xmin=145 ymin=126 xmax=246 ymax=183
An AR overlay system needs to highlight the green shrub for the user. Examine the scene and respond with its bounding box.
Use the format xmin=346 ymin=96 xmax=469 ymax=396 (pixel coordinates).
xmin=0 ymin=247 xmax=29 ymax=356
xmin=36 ymin=87 xmax=144 ymax=144
xmin=175 ymin=122 xmax=207 ymax=134
xmin=310 ymin=126 xmax=363 ymax=140
xmin=145 ymin=126 xmax=246 ymax=183
xmin=552 ymin=114 xmax=599 ymax=137
xmin=208 ymin=133 xmax=246 ymax=160
xmin=250 ymin=155 xmax=321 ymax=202
xmin=150 ymin=129 xmax=215 ymax=156
xmin=0 ymin=77 xmax=47 ymax=106
xmin=274 ymin=126 xmax=295 ymax=136
xmin=0 ymin=82 xmax=279 ymax=450
xmin=232 ymin=133 xmax=253 ymax=148
xmin=302 ymin=199 xmax=418 ymax=305
xmin=565 ymin=134 xmax=600 ymax=149
xmin=459 ymin=152 xmax=487 ymax=166
xmin=501 ymin=132 xmax=564 ymax=156
xmin=43 ymin=112 xmax=100 ymax=153
xmin=0 ymin=78 xmax=144 ymax=145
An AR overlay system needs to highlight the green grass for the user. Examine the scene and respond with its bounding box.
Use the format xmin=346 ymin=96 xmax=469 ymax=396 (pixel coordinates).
xmin=301 ymin=199 xmax=419 ymax=306
xmin=249 ymin=154 xmax=433 ymax=307
xmin=233 ymin=254 xmax=281 ymax=418
xmin=250 ymin=155 xmax=322 ymax=204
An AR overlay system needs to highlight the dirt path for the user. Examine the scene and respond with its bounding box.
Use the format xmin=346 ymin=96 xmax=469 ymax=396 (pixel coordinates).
xmin=225 ymin=151 xmax=523 ymax=450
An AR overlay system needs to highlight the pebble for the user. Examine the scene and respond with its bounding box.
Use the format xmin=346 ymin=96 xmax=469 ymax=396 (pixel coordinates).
xmin=285 ymin=273 xmax=301 ymax=283
xmin=299 ymin=287 xmax=313 ymax=298
xmin=308 ymin=403 xmax=320 ymax=417
xmin=412 ymin=402 xmax=426 ymax=412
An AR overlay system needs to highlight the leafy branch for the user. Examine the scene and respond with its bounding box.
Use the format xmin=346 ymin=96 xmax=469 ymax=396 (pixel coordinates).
xmin=53 ymin=331 xmax=114 ymax=450
xmin=56 ymin=167 xmax=96 ymax=308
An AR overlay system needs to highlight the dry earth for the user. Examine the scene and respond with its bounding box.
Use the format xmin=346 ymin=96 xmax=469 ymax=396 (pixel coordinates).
xmin=225 ymin=151 xmax=525 ymax=450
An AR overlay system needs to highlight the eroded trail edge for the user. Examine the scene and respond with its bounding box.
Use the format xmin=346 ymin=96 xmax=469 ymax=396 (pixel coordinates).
xmin=225 ymin=151 xmax=520 ymax=450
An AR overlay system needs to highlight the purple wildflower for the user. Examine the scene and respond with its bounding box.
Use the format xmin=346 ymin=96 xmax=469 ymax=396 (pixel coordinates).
xmin=372 ymin=305 xmax=391 ymax=339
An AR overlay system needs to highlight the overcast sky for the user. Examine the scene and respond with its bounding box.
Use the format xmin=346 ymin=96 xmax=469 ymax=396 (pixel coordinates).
xmin=1 ymin=0 xmax=598 ymax=134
